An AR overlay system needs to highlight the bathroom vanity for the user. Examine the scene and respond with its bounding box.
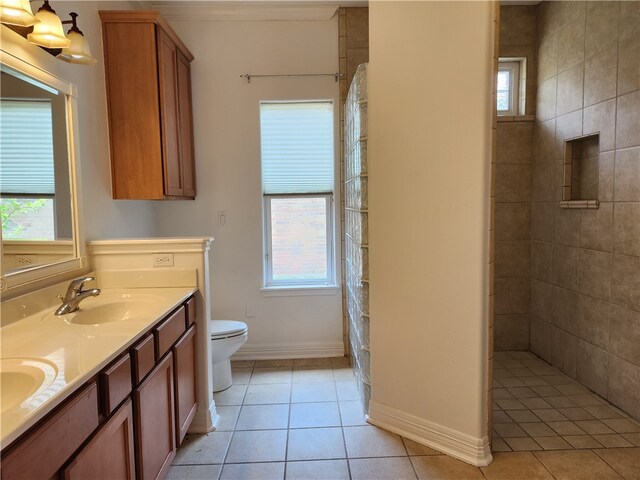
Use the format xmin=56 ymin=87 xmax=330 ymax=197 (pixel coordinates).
xmin=0 ymin=288 xmax=198 ymax=480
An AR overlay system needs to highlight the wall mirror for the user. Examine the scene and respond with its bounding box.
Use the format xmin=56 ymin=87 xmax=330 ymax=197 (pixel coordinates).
xmin=1 ymin=36 xmax=85 ymax=296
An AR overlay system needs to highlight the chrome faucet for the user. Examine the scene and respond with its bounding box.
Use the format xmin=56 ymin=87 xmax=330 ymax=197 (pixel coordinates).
xmin=55 ymin=276 xmax=101 ymax=316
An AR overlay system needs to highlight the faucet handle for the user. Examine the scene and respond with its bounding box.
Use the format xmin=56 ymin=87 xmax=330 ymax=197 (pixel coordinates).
xmin=69 ymin=276 xmax=96 ymax=292
xmin=57 ymin=294 xmax=64 ymax=303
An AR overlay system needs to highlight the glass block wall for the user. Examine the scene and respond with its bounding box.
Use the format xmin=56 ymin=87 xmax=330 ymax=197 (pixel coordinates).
xmin=344 ymin=63 xmax=370 ymax=413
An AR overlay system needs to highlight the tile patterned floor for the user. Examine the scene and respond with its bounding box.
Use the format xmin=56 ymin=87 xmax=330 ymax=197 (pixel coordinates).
xmin=168 ymin=356 xmax=640 ymax=480
xmin=493 ymin=351 xmax=640 ymax=453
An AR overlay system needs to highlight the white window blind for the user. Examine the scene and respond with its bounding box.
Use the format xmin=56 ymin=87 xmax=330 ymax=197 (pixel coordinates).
xmin=260 ymin=101 xmax=334 ymax=195
xmin=0 ymin=99 xmax=55 ymax=195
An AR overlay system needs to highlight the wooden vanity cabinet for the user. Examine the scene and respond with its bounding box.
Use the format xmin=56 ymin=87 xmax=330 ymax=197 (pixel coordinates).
xmin=99 ymin=11 xmax=196 ymax=200
xmin=173 ymin=324 xmax=198 ymax=445
xmin=134 ymin=352 xmax=176 ymax=480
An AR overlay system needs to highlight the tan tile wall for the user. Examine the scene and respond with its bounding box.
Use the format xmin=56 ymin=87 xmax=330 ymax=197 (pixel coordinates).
xmin=529 ymin=1 xmax=640 ymax=420
xmin=494 ymin=6 xmax=537 ymax=351
xmin=339 ymin=8 xmax=369 ymax=357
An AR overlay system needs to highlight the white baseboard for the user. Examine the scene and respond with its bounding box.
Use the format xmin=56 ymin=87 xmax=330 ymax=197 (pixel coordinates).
xmin=232 ymin=341 xmax=345 ymax=360
xmin=188 ymin=400 xmax=218 ymax=433
xmin=368 ymin=400 xmax=493 ymax=467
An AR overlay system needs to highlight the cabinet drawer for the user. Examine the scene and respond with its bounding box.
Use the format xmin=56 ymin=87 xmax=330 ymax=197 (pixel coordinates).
xmin=185 ymin=296 xmax=196 ymax=327
xmin=155 ymin=306 xmax=186 ymax=358
xmin=132 ymin=333 xmax=156 ymax=385
xmin=2 ymin=383 xmax=99 ymax=480
xmin=100 ymin=354 xmax=132 ymax=416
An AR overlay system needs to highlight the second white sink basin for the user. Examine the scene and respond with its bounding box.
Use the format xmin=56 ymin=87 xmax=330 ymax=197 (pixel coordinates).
xmin=0 ymin=358 xmax=58 ymax=414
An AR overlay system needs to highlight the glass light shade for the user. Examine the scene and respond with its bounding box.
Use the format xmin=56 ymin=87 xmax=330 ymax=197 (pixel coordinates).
xmin=27 ymin=8 xmax=70 ymax=49
xmin=58 ymin=30 xmax=96 ymax=64
xmin=0 ymin=0 xmax=38 ymax=26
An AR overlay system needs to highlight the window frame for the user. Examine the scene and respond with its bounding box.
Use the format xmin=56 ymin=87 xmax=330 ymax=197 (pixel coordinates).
xmin=263 ymin=193 xmax=335 ymax=288
xmin=497 ymin=60 xmax=521 ymax=116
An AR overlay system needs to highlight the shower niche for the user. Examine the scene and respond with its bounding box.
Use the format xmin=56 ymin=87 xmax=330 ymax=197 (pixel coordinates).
xmin=561 ymin=133 xmax=600 ymax=209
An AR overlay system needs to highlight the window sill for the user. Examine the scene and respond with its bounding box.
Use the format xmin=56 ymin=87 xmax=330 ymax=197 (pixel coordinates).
xmin=497 ymin=114 xmax=535 ymax=123
xmin=260 ymin=285 xmax=340 ymax=297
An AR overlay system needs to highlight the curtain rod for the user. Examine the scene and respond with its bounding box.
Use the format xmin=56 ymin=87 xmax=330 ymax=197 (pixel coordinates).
xmin=240 ymin=73 xmax=342 ymax=83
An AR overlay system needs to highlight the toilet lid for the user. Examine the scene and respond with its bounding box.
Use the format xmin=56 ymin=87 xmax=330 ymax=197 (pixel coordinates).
xmin=210 ymin=320 xmax=247 ymax=339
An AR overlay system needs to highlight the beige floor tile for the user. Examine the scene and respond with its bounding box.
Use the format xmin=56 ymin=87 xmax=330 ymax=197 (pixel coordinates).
xmin=532 ymin=386 xmax=564 ymax=398
xmin=521 ymin=376 xmax=550 ymax=387
xmin=496 ymin=399 xmax=527 ymax=410
xmin=520 ymin=422 xmax=557 ymax=437
xmin=521 ymin=398 xmax=553 ymax=409
xmin=508 ymin=386 xmax=539 ymax=399
xmin=293 ymin=358 xmax=333 ymax=367
xmin=331 ymin=357 xmax=351 ymax=368
xmin=402 ymin=437 xmax=442 ymax=456
xmin=286 ymin=459 xmax=350 ymax=480
xmin=492 ymin=438 xmax=512 ymax=452
xmin=231 ymin=367 xmax=253 ymax=384
xmin=532 ymin=409 xmax=568 ymax=422
xmin=604 ymin=418 xmax=640 ymax=433
xmin=214 ymin=383 xmax=248 ymax=406
xmin=493 ymin=388 xmax=515 ymax=399
xmin=287 ymin=427 xmax=346 ymax=461
xmin=481 ymin=451 xmax=553 ymax=479
xmin=542 ymin=375 xmax=573 ymax=386
xmin=585 ymin=405 xmax=626 ymax=419
xmin=225 ymin=430 xmax=288 ymax=463
xmin=167 ymin=464 xmax=222 ymax=479
xmin=556 ymin=383 xmax=590 ymax=395
xmin=494 ymin=423 xmax=528 ymax=438
xmin=336 ymin=381 xmax=360 ymax=401
xmin=220 ymin=462 xmax=285 ymax=480
xmin=535 ymin=450 xmax=624 ymax=479
xmin=236 ymin=404 xmax=290 ymax=430
xmin=231 ymin=360 xmax=255 ymax=368
xmin=534 ymin=435 xmax=573 ymax=450
xmin=558 ymin=407 xmax=596 ymax=421
xmin=545 ymin=395 xmax=577 ymax=408
xmin=173 ymin=432 xmax=233 ymax=465
xmin=351 ymin=457 xmax=417 ymax=480
xmin=292 ymin=368 xmax=335 ymax=383
xmin=594 ymin=448 xmax=640 ymax=480
xmin=250 ymin=367 xmax=294 ymax=384
xmin=493 ymin=410 xmax=514 ymax=423
xmin=500 ymin=378 xmax=526 ymax=387
xmin=338 ymin=401 xmax=368 ymax=426
xmin=622 ymin=433 xmax=640 ymax=446
xmin=571 ymin=394 xmax=609 ymax=407
xmin=243 ymin=383 xmax=291 ymax=405
xmin=563 ymin=435 xmax=604 ymax=449
xmin=343 ymin=425 xmax=406 ymax=458
xmin=333 ymin=367 xmax=356 ymax=382
xmin=575 ymin=419 xmax=616 ymax=434
xmin=254 ymin=359 xmax=294 ymax=368
xmin=507 ymin=410 xmax=540 ymax=422
xmin=289 ymin=402 xmax=341 ymax=428
xmin=215 ymin=405 xmax=241 ymax=431
xmin=291 ymin=382 xmax=338 ymax=403
xmin=593 ymin=434 xmax=635 ymax=448
xmin=410 ymin=455 xmax=483 ymax=480
xmin=547 ymin=421 xmax=585 ymax=435
xmin=504 ymin=437 xmax=542 ymax=451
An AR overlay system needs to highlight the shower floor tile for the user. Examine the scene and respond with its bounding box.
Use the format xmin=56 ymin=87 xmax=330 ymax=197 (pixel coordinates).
xmin=492 ymin=351 xmax=640 ymax=454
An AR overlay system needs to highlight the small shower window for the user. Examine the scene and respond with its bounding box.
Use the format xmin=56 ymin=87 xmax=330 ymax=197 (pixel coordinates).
xmin=497 ymin=58 xmax=526 ymax=116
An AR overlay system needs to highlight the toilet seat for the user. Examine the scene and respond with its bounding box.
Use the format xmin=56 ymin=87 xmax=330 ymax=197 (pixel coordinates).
xmin=210 ymin=320 xmax=247 ymax=340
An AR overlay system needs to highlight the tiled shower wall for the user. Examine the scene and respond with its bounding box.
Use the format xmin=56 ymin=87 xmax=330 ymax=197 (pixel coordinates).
xmin=339 ymin=8 xmax=369 ymax=357
xmin=344 ymin=64 xmax=370 ymax=413
xmin=494 ymin=6 xmax=537 ymax=350
xmin=529 ymin=1 xmax=640 ymax=419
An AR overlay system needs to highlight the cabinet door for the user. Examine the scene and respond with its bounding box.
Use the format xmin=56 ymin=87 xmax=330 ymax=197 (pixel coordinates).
xmin=134 ymin=352 xmax=176 ymax=480
xmin=156 ymin=28 xmax=183 ymax=197
xmin=63 ymin=399 xmax=135 ymax=480
xmin=173 ymin=324 xmax=198 ymax=445
xmin=176 ymin=51 xmax=196 ymax=198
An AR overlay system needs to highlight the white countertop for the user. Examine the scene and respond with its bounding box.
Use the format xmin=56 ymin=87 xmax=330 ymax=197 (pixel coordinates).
xmin=0 ymin=287 xmax=196 ymax=448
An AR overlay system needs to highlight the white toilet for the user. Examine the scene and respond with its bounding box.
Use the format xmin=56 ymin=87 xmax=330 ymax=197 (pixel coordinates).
xmin=210 ymin=320 xmax=248 ymax=392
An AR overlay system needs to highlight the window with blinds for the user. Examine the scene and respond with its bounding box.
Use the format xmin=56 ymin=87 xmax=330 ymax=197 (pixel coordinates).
xmin=0 ymin=99 xmax=56 ymax=240
xmin=260 ymin=101 xmax=335 ymax=287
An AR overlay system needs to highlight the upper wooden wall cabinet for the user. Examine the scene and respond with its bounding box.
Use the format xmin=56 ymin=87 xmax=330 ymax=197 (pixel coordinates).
xmin=99 ymin=11 xmax=196 ymax=200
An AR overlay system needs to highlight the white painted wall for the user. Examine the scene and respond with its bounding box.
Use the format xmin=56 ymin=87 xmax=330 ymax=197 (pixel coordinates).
xmin=155 ymin=18 xmax=344 ymax=356
xmin=1 ymin=2 xmax=159 ymax=241
xmin=367 ymin=1 xmax=494 ymax=465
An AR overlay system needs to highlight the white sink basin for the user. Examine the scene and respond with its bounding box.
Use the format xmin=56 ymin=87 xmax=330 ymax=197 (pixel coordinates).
xmin=44 ymin=294 xmax=165 ymax=326
xmin=0 ymin=358 xmax=58 ymax=414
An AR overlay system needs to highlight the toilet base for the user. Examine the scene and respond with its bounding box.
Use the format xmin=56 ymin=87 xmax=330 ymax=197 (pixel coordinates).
xmin=212 ymin=358 xmax=233 ymax=392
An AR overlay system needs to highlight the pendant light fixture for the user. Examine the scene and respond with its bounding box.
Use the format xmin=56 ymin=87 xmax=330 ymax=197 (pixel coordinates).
xmin=0 ymin=0 xmax=38 ymax=27
xmin=27 ymin=0 xmax=70 ymax=49
xmin=57 ymin=13 xmax=96 ymax=65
